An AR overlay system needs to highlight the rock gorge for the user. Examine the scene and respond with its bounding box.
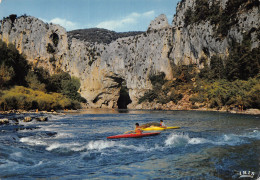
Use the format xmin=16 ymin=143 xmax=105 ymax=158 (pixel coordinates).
xmin=0 ymin=0 xmax=259 ymax=109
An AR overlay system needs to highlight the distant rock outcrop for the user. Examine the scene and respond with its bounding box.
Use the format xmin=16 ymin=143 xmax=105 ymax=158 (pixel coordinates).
xmin=0 ymin=0 xmax=259 ymax=109
xmin=68 ymin=28 xmax=143 ymax=44
xmin=147 ymin=14 xmax=170 ymax=31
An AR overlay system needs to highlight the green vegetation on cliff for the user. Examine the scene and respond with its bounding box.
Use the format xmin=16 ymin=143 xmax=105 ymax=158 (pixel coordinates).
xmin=0 ymin=40 xmax=86 ymax=111
xmin=191 ymin=78 xmax=259 ymax=109
xmin=139 ymin=34 xmax=260 ymax=110
xmin=0 ymin=41 xmax=29 ymax=88
xmin=68 ymin=28 xmax=143 ymax=44
xmin=184 ymin=0 xmax=259 ymax=37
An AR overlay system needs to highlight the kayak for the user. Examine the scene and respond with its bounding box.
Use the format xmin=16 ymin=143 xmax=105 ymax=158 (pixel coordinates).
xmin=142 ymin=126 xmax=180 ymax=131
xmin=107 ymin=132 xmax=160 ymax=139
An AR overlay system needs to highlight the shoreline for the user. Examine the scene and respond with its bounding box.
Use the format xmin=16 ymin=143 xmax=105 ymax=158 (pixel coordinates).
xmin=0 ymin=108 xmax=259 ymax=116
xmin=0 ymin=109 xmax=65 ymax=115
xmin=62 ymin=107 xmax=260 ymax=115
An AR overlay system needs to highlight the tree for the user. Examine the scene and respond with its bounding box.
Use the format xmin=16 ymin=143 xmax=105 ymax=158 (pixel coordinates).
xmin=0 ymin=40 xmax=29 ymax=86
xmin=209 ymin=55 xmax=225 ymax=79
xmin=9 ymin=14 xmax=17 ymax=23
xmin=226 ymin=37 xmax=260 ymax=81
xmin=25 ymin=71 xmax=46 ymax=91
xmin=61 ymin=76 xmax=82 ymax=101
xmin=47 ymin=72 xmax=71 ymax=92
xmin=0 ymin=63 xmax=15 ymax=88
xmin=193 ymin=0 xmax=209 ymax=23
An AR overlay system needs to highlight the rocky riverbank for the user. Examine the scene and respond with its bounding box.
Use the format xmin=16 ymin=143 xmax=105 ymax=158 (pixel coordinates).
xmin=1 ymin=105 xmax=259 ymax=126
xmin=0 ymin=109 xmax=65 ymax=128
xmin=135 ymin=102 xmax=260 ymax=115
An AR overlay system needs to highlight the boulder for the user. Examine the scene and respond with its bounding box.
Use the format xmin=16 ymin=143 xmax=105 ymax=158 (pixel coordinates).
xmin=0 ymin=118 xmax=9 ymax=125
xmin=23 ymin=117 xmax=32 ymax=122
xmin=35 ymin=116 xmax=48 ymax=122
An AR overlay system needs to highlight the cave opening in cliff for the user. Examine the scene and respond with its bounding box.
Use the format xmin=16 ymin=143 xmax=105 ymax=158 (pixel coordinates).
xmin=117 ymin=85 xmax=132 ymax=109
xmin=50 ymin=32 xmax=59 ymax=47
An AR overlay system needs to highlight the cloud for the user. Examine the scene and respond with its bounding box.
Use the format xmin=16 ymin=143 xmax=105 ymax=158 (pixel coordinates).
xmin=0 ymin=0 xmax=2 ymax=3
xmin=96 ymin=10 xmax=156 ymax=32
xmin=49 ymin=18 xmax=79 ymax=31
xmin=39 ymin=10 xmax=157 ymax=32
xmin=40 ymin=17 xmax=79 ymax=31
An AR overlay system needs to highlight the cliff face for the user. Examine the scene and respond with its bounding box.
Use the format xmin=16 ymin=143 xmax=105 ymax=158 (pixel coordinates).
xmin=0 ymin=14 xmax=173 ymax=108
xmin=170 ymin=0 xmax=259 ymax=66
xmin=0 ymin=0 xmax=259 ymax=109
xmin=63 ymin=14 xmax=174 ymax=108
xmin=0 ymin=16 xmax=68 ymax=74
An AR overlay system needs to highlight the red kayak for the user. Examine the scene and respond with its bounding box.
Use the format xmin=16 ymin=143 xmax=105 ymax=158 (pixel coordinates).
xmin=107 ymin=132 xmax=160 ymax=139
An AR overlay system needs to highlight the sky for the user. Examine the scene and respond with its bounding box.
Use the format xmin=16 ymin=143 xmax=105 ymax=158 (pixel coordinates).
xmin=0 ymin=0 xmax=179 ymax=32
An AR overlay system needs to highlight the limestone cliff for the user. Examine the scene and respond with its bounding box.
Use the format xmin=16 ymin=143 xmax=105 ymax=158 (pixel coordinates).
xmin=0 ymin=0 xmax=259 ymax=109
xmin=0 ymin=14 xmax=174 ymax=108
xmin=170 ymin=0 xmax=259 ymax=66
xmin=64 ymin=14 xmax=174 ymax=108
xmin=0 ymin=15 xmax=68 ymax=74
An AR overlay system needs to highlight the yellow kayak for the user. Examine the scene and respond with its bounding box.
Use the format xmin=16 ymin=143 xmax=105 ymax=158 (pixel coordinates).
xmin=142 ymin=126 xmax=180 ymax=131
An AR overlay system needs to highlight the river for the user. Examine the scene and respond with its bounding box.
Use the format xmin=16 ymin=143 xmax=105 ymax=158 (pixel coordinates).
xmin=0 ymin=110 xmax=259 ymax=179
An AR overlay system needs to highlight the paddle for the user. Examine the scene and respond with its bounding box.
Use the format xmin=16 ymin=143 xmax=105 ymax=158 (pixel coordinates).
xmin=124 ymin=130 xmax=134 ymax=134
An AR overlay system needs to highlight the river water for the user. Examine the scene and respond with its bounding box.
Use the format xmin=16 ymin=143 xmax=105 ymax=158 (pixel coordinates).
xmin=0 ymin=110 xmax=259 ymax=179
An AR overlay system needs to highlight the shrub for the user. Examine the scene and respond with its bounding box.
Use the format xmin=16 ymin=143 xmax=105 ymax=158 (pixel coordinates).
xmin=49 ymin=56 xmax=56 ymax=63
xmin=184 ymin=0 xmax=220 ymax=27
xmin=169 ymin=90 xmax=183 ymax=104
xmin=0 ymin=63 xmax=15 ymax=88
xmin=203 ymin=78 xmax=260 ymax=109
xmin=191 ymin=105 xmax=199 ymax=109
xmin=25 ymin=71 xmax=46 ymax=91
xmin=9 ymin=14 xmax=17 ymax=23
xmin=0 ymin=86 xmax=77 ymax=111
xmin=184 ymin=7 xmax=193 ymax=27
xmin=190 ymin=93 xmax=207 ymax=103
xmin=138 ymin=90 xmax=158 ymax=104
xmin=46 ymin=43 xmax=55 ymax=53
xmin=172 ymin=64 xmax=197 ymax=83
xmin=149 ymin=72 xmax=166 ymax=87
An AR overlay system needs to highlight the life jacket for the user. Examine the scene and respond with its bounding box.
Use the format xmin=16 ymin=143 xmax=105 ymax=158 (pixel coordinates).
xmin=135 ymin=128 xmax=142 ymax=134
xmin=160 ymin=122 xmax=165 ymax=127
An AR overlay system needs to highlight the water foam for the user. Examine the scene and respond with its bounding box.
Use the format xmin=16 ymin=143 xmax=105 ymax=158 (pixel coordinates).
xmin=73 ymin=140 xmax=140 ymax=152
xmin=165 ymin=130 xmax=260 ymax=147
xmin=46 ymin=142 xmax=81 ymax=151
xmin=48 ymin=140 xmax=149 ymax=153
xmin=216 ymin=130 xmax=260 ymax=146
xmin=11 ymin=152 xmax=22 ymax=158
xmin=216 ymin=134 xmax=243 ymax=146
xmin=244 ymin=130 xmax=260 ymax=139
xmin=165 ymin=133 xmax=209 ymax=146
xmin=20 ymin=137 xmax=47 ymax=146
xmin=46 ymin=140 xmax=122 ymax=152
xmin=85 ymin=140 xmax=117 ymax=150
xmin=54 ymin=132 xmax=74 ymax=139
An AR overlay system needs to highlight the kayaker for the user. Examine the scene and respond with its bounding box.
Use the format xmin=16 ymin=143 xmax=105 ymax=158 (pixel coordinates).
xmin=135 ymin=123 xmax=143 ymax=134
xmin=124 ymin=123 xmax=143 ymax=134
xmin=160 ymin=120 xmax=167 ymax=128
